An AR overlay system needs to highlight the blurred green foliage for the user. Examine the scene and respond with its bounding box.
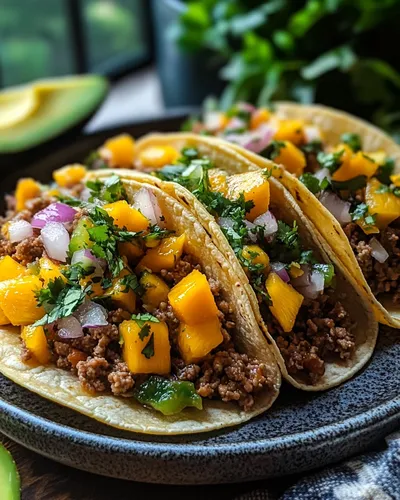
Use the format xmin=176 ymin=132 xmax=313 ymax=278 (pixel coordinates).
xmin=172 ymin=0 xmax=400 ymax=136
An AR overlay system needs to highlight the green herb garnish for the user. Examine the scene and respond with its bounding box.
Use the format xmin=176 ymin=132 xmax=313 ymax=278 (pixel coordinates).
xmin=340 ymin=133 xmax=362 ymax=152
xmin=141 ymin=333 xmax=155 ymax=359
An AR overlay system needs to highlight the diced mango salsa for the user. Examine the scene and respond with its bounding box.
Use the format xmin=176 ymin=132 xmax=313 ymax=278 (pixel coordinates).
xmin=365 ymin=177 xmax=400 ymax=228
xmin=0 ymin=276 xmax=44 ymax=326
xmin=390 ymin=174 xmax=400 ymax=187
xmin=273 ymin=141 xmax=306 ymax=176
xmin=39 ymin=257 xmax=65 ymax=285
xmin=209 ymin=169 xmax=228 ymax=195
xmin=242 ymin=245 xmax=270 ymax=273
xmin=227 ymin=171 xmax=270 ymax=221
xmin=15 ymin=178 xmax=41 ymax=212
xmin=103 ymin=134 xmax=135 ymax=167
xmin=0 ymin=307 xmax=10 ymax=326
xmin=80 ymin=274 xmax=104 ymax=298
xmin=21 ymin=325 xmax=50 ymax=365
xmin=140 ymin=272 xmax=170 ymax=309
xmin=274 ymin=119 xmax=305 ymax=146
xmin=118 ymin=241 xmax=144 ymax=262
xmin=332 ymin=151 xmax=378 ymax=182
xmin=168 ymin=269 xmax=218 ymax=325
xmin=367 ymin=150 xmax=387 ymax=166
xmin=138 ymin=145 xmax=180 ymax=169
xmin=178 ymin=318 xmax=223 ymax=364
xmin=104 ymin=200 xmax=149 ymax=232
xmin=105 ymin=269 xmax=136 ymax=313
xmin=137 ymin=234 xmax=186 ymax=273
xmin=0 ymin=256 xmax=26 ymax=281
xmin=120 ymin=319 xmax=171 ymax=374
xmin=53 ymin=164 xmax=87 ymax=188
xmin=250 ymin=108 xmax=271 ymax=130
xmin=265 ymin=273 xmax=303 ymax=332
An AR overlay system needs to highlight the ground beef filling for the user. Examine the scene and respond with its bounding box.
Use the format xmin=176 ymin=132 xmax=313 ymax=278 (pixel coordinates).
xmin=266 ymin=294 xmax=355 ymax=384
xmin=343 ymin=223 xmax=400 ymax=304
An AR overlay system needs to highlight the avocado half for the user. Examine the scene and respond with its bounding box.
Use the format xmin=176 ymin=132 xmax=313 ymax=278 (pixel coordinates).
xmin=0 ymin=444 xmax=20 ymax=500
xmin=0 ymin=75 xmax=108 ymax=154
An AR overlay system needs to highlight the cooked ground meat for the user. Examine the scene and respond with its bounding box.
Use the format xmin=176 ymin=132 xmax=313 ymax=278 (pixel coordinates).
xmin=160 ymin=254 xmax=201 ymax=284
xmin=266 ymin=294 xmax=355 ymax=384
xmin=77 ymin=357 xmax=110 ymax=393
xmin=108 ymin=308 xmax=131 ymax=324
xmin=108 ymin=362 xmax=135 ymax=395
xmin=0 ymin=235 xmax=45 ymax=265
xmin=344 ymin=223 xmax=400 ymax=304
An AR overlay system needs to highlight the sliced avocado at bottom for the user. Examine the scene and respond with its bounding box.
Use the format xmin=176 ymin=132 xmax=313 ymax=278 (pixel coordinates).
xmin=0 ymin=444 xmax=20 ymax=500
xmin=0 ymin=75 xmax=108 ymax=154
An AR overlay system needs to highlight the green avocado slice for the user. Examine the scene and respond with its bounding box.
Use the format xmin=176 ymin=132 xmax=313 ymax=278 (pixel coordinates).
xmin=0 ymin=444 xmax=20 ymax=500
xmin=0 ymin=75 xmax=108 ymax=154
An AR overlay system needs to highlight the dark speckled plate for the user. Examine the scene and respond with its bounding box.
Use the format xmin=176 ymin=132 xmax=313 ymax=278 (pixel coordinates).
xmin=0 ymin=114 xmax=399 ymax=484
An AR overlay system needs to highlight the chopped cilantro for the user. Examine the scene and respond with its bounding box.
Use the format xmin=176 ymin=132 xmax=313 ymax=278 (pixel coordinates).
xmin=375 ymin=158 xmax=395 ymax=185
xmin=121 ymin=274 xmax=142 ymax=294
xmin=299 ymin=173 xmax=322 ymax=194
xmin=156 ymin=165 xmax=186 ymax=181
xmin=317 ymin=150 xmax=344 ymax=174
xmin=376 ymin=183 xmax=400 ymax=198
xmin=144 ymin=225 xmax=174 ymax=246
xmin=313 ymin=263 xmax=335 ymax=286
xmin=132 ymin=313 xmax=160 ymax=328
xmin=260 ymin=140 xmax=286 ymax=160
xmin=331 ymin=175 xmax=367 ymax=192
xmin=62 ymin=262 xmax=93 ymax=284
xmin=138 ymin=324 xmax=151 ymax=341
xmin=141 ymin=333 xmax=155 ymax=359
xmin=86 ymin=175 xmax=126 ymax=203
xmin=351 ymin=203 xmax=377 ymax=228
xmin=299 ymin=250 xmax=317 ymax=264
xmin=226 ymin=106 xmax=251 ymax=124
xmin=340 ymin=133 xmax=362 ymax=152
xmin=301 ymin=141 xmax=323 ymax=155
xmin=35 ymin=277 xmax=65 ymax=309
xmin=84 ymin=150 xmax=108 ymax=169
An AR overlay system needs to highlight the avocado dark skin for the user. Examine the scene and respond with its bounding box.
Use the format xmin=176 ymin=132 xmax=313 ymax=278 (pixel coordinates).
xmin=0 ymin=444 xmax=20 ymax=500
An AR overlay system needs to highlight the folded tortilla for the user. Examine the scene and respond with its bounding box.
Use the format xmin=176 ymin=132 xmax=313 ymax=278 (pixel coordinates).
xmin=0 ymin=178 xmax=280 ymax=435
xmin=96 ymin=141 xmax=379 ymax=391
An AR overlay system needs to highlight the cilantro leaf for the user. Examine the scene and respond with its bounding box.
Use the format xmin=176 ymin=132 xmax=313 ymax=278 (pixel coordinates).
xmin=375 ymin=157 xmax=395 ymax=185
xmin=340 ymin=133 xmax=362 ymax=152
xmin=138 ymin=324 xmax=151 ymax=341
xmin=351 ymin=203 xmax=377 ymax=228
xmin=331 ymin=175 xmax=367 ymax=192
xmin=260 ymin=140 xmax=286 ymax=160
xmin=317 ymin=150 xmax=344 ymax=174
xmin=132 ymin=313 xmax=160 ymax=328
xmin=144 ymin=225 xmax=174 ymax=246
xmin=121 ymin=274 xmax=142 ymax=294
xmin=301 ymin=141 xmax=323 ymax=155
xmin=299 ymin=250 xmax=317 ymax=264
xmin=299 ymin=173 xmax=322 ymax=194
xmin=87 ymin=175 xmax=126 ymax=203
xmin=141 ymin=333 xmax=155 ymax=359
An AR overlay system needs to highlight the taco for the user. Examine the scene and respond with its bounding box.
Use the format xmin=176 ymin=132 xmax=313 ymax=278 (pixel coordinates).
xmin=179 ymin=102 xmax=400 ymax=328
xmin=0 ymin=168 xmax=281 ymax=434
xmin=92 ymin=139 xmax=378 ymax=390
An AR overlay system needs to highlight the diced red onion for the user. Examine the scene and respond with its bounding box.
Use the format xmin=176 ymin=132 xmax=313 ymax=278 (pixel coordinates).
xmin=304 ymin=125 xmax=322 ymax=143
xmin=57 ymin=315 xmax=83 ymax=339
xmin=133 ymin=188 xmax=164 ymax=227
xmin=253 ymin=211 xmax=278 ymax=237
xmin=370 ymin=237 xmax=389 ymax=263
xmin=319 ymin=191 xmax=351 ymax=226
xmin=71 ymin=249 xmax=104 ymax=277
xmin=290 ymin=264 xmax=311 ymax=288
xmin=225 ymin=117 xmax=246 ymax=131
xmin=8 ymin=220 xmax=33 ymax=243
xmin=237 ymin=102 xmax=256 ymax=113
xmin=41 ymin=222 xmax=70 ymax=262
xmin=297 ymin=270 xmax=324 ymax=299
xmin=271 ymin=263 xmax=290 ymax=283
xmin=203 ymin=111 xmax=224 ymax=131
xmin=31 ymin=202 xmax=76 ymax=229
xmin=314 ymin=167 xmax=331 ymax=183
xmin=74 ymin=300 xmax=108 ymax=328
xmin=218 ymin=217 xmax=235 ymax=230
xmin=244 ymin=220 xmax=258 ymax=242
xmin=80 ymin=187 xmax=91 ymax=202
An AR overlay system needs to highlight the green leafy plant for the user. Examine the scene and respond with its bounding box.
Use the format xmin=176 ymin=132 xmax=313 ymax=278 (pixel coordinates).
xmin=172 ymin=0 xmax=400 ymax=136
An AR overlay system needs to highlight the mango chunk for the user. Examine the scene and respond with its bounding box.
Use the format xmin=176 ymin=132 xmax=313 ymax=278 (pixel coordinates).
xmin=137 ymin=234 xmax=186 ymax=273
xmin=105 ymin=269 xmax=136 ymax=313
xmin=0 ymin=306 xmax=10 ymax=325
xmin=103 ymin=134 xmax=135 ymax=167
xmin=80 ymin=274 xmax=104 ymax=298
xmin=0 ymin=256 xmax=26 ymax=281
xmin=368 ymin=150 xmax=387 ymax=166
xmin=250 ymin=108 xmax=271 ymax=130
xmin=242 ymin=245 xmax=270 ymax=273
xmin=209 ymin=169 xmax=228 ymax=195
xmin=178 ymin=318 xmax=223 ymax=364
xmin=15 ymin=178 xmax=41 ymax=212
xmin=53 ymin=164 xmax=87 ymax=188
xmin=168 ymin=269 xmax=218 ymax=325
xmin=120 ymin=319 xmax=171 ymax=374
xmin=365 ymin=177 xmax=400 ymax=228
xmin=390 ymin=174 xmax=400 ymax=187
xmin=141 ymin=272 xmax=170 ymax=309
xmin=273 ymin=141 xmax=306 ymax=176
xmin=274 ymin=119 xmax=305 ymax=145
xmin=39 ymin=257 xmax=65 ymax=285
xmin=104 ymin=200 xmax=149 ymax=232
xmin=265 ymin=273 xmax=303 ymax=332
xmin=0 ymin=276 xmax=44 ymax=326
xmin=138 ymin=145 xmax=180 ymax=169
xmin=21 ymin=325 xmax=50 ymax=364
xmin=333 ymin=151 xmax=378 ymax=182
xmin=227 ymin=171 xmax=270 ymax=221
xmin=118 ymin=241 xmax=144 ymax=263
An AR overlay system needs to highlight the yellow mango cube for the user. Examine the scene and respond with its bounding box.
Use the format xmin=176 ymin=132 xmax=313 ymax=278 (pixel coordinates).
xmin=365 ymin=177 xmax=400 ymax=228
xmin=265 ymin=272 xmax=303 ymax=332
xmin=333 ymin=151 xmax=378 ymax=182
xmin=227 ymin=171 xmax=270 ymax=221
xmin=53 ymin=164 xmax=87 ymax=188
xmin=137 ymin=234 xmax=186 ymax=273
xmin=273 ymin=141 xmax=306 ymax=176
xmin=103 ymin=134 xmax=135 ymax=167
xmin=0 ymin=306 xmax=10 ymax=326
xmin=118 ymin=241 xmax=144 ymax=263
xmin=21 ymin=325 xmax=50 ymax=365
xmin=250 ymin=108 xmax=271 ymax=130
xmin=0 ymin=256 xmax=26 ymax=281
xmin=104 ymin=200 xmax=149 ymax=232
xmin=140 ymin=272 xmax=170 ymax=309
xmin=138 ymin=145 xmax=180 ymax=169
xmin=15 ymin=178 xmax=41 ymax=212
xmin=39 ymin=257 xmax=65 ymax=285
xmin=274 ymin=119 xmax=305 ymax=145
xmin=242 ymin=245 xmax=270 ymax=273
xmin=168 ymin=269 xmax=218 ymax=325
xmin=80 ymin=274 xmax=104 ymax=298
xmin=105 ymin=270 xmax=136 ymax=313
xmin=209 ymin=169 xmax=228 ymax=195
xmin=0 ymin=276 xmax=44 ymax=326
xmin=120 ymin=319 xmax=171 ymax=374
xmin=367 ymin=150 xmax=387 ymax=166
xmin=178 ymin=318 xmax=223 ymax=364
xmin=390 ymin=174 xmax=400 ymax=187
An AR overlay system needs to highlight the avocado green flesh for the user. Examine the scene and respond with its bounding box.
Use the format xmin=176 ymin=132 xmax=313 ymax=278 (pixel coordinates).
xmin=0 ymin=444 xmax=20 ymax=500
xmin=0 ymin=75 xmax=108 ymax=153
